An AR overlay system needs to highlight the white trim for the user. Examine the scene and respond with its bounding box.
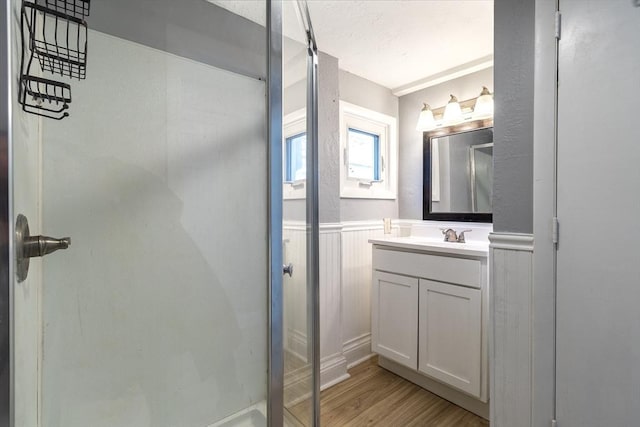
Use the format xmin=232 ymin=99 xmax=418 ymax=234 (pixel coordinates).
xmin=286 ymin=329 xmax=309 ymax=363
xmin=319 ymin=223 xmax=343 ymax=233
xmin=341 ymin=220 xmax=386 ymax=232
xmin=392 ymin=55 xmax=494 ymax=97
xmin=283 ymin=221 xmax=344 ymax=233
xmin=343 ymin=333 xmax=373 ymax=368
xmin=319 ymin=354 xmax=350 ymax=391
xmin=489 ymin=232 xmax=534 ymax=251
xmin=531 ymin=1 xmax=559 ymax=426
xmin=339 ymin=101 xmax=398 ymax=200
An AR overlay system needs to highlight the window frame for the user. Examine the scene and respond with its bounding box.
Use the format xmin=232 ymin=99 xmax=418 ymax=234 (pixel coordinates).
xmin=339 ymin=101 xmax=398 ymax=199
xmin=283 ymin=108 xmax=307 ymax=200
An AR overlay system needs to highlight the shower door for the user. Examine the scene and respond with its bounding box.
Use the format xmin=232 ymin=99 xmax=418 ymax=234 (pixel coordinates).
xmin=281 ymin=2 xmax=320 ymax=426
xmin=3 ymin=0 xmax=299 ymax=426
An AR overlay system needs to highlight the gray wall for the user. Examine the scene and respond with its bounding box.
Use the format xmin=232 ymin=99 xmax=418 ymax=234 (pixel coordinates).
xmin=338 ymin=70 xmax=399 ymax=222
xmin=398 ymin=68 xmax=493 ymax=219
xmin=286 ymin=59 xmax=400 ymax=224
xmin=92 ymin=0 xmax=266 ymax=79
xmin=318 ymin=53 xmax=342 ymax=224
xmin=493 ymin=0 xmax=534 ymax=233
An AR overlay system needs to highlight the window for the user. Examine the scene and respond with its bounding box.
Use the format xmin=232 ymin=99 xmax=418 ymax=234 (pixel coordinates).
xmin=285 ymin=132 xmax=306 ymax=182
xmin=347 ymin=128 xmax=380 ymax=181
xmin=340 ymin=101 xmax=397 ymax=199
xmin=283 ymin=109 xmax=306 ymax=199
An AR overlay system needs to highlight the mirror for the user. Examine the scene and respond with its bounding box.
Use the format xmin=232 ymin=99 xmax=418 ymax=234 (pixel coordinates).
xmin=423 ymin=121 xmax=493 ymax=222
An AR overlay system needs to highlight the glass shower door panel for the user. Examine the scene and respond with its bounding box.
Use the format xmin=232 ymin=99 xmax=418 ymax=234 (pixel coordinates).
xmin=11 ymin=1 xmax=269 ymax=426
xmin=282 ymin=2 xmax=316 ymax=425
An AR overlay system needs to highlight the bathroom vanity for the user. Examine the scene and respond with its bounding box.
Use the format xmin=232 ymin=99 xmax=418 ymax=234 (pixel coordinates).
xmin=369 ymin=226 xmax=489 ymax=419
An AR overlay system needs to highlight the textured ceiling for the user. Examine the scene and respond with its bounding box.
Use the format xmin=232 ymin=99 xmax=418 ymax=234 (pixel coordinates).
xmin=208 ymin=0 xmax=493 ymax=92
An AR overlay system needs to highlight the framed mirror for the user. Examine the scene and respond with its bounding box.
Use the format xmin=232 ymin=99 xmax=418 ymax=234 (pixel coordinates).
xmin=423 ymin=119 xmax=493 ymax=222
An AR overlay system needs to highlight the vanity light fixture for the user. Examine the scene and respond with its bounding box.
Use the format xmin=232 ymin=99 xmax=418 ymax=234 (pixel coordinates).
xmin=417 ymin=88 xmax=494 ymax=132
xmin=472 ymin=86 xmax=494 ymax=119
xmin=415 ymin=103 xmax=436 ymax=131
xmin=443 ymin=95 xmax=463 ymax=124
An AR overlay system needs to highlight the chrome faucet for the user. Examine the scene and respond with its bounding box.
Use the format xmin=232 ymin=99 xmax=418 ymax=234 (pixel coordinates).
xmin=441 ymin=228 xmax=472 ymax=243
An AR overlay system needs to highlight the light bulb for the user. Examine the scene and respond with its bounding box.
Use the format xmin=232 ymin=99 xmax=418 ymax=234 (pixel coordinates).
xmin=416 ymin=103 xmax=436 ymax=131
xmin=443 ymin=95 xmax=463 ymax=124
xmin=473 ymin=86 xmax=494 ymax=119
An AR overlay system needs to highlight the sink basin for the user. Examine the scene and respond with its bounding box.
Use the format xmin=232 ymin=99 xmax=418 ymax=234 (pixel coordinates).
xmin=368 ymin=236 xmax=489 ymax=257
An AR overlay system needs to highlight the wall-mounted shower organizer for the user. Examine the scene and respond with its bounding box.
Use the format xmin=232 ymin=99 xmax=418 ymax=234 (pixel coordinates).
xmin=19 ymin=0 xmax=90 ymax=120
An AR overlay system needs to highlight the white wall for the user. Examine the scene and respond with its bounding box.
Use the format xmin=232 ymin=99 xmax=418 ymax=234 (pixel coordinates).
xmin=398 ymin=68 xmax=494 ymax=219
xmin=39 ymin=32 xmax=267 ymax=427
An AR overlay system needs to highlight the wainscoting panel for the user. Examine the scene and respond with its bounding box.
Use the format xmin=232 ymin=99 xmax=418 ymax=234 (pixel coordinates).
xmin=341 ymin=222 xmax=400 ymax=367
xmin=319 ymin=225 xmax=348 ymax=387
xmin=490 ymin=233 xmax=534 ymax=427
xmin=283 ymin=223 xmax=348 ymax=391
xmin=283 ymin=225 xmax=308 ymax=362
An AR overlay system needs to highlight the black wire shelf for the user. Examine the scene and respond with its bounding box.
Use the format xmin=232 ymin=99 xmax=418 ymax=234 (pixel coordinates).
xmin=23 ymin=1 xmax=88 ymax=80
xmin=18 ymin=0 xmax=91 ymax=119
xmin=42 ymin=0 xmax=90 ymax=19
xmin=20 ymin=75 xmax=71 ymax=120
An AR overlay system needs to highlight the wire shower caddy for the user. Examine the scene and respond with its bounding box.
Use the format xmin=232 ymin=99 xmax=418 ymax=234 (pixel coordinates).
xmin=19 ymin=0 xmax=90 ymax=120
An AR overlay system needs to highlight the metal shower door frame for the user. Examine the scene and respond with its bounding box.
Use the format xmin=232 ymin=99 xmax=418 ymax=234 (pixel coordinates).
xmin=270 ymin=0 xmax=321 ymax=425
xmin=0 ymin=0 xmax=311 ymax=426
xmin=267 ymin=0 xmax=284 ymax=425
xmin=1 ymin=0 xmax=12 ymax=425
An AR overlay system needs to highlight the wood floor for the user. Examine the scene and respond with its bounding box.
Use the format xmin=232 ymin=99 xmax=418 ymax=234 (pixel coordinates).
xmin=288 ymin=357 xmax=490 ymax=427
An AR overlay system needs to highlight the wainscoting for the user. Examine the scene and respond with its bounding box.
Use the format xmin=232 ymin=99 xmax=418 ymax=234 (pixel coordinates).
xmin=282 ymin=222 xmax=348 ymax=393
xmin=340 ymin=221 xmax=401 ymax=368
xmin=283 ymin=220 xmax=404 ymax=393
xmin=489 ymin=232 xmax=534 ymax=427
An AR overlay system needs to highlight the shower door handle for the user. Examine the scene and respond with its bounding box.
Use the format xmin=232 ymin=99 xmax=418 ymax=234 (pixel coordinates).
xmin=283 ymin=263 xmax=294 ymax=277
xmin=15 ymin=214 xmax=71 ymax=283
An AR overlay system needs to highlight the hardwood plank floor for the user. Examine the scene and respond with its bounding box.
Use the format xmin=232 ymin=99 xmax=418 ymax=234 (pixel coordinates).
xmin=288 ymin=357 xmax=490 ymax=427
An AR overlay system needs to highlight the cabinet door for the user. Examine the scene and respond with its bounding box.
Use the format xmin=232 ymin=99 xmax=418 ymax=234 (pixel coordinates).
xmin=418 ymin=279 xmax=482 ymax=397
xmin=372 ymin=271 xmax=419 ymax=369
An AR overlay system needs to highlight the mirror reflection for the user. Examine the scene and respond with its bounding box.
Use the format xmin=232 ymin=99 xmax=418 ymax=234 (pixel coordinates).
xmin=425 ymin=127 xmax=493 ymax=218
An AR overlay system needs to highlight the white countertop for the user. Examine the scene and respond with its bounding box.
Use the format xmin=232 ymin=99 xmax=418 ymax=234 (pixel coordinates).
xmin=369 ymin=236 xmax=489 ymax=257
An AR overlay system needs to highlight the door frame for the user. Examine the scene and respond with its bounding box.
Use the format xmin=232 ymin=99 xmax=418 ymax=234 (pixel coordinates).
xmin=1 ymin=0 xmax=12 ymax=425
xmin=532 ymin=0 xmax=560 ymax=425
xmin=267 ymin=0 xmax=284 ymax=426
xmin=303 ymin=8 xmax=321 ymax=427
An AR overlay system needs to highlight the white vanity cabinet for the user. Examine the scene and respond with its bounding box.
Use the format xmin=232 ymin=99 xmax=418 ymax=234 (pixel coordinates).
xmin=369 ymin=238 xmax=489 ymax=414
xmin=371 ymin=271 xmax=419 ymax=369
xmin=418 ymin=278 xmax=482 ymax=397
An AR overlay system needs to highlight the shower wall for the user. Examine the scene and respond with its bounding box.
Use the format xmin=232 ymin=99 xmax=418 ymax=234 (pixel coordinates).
xmin=39 ymin=31 xmax=267 ymax=427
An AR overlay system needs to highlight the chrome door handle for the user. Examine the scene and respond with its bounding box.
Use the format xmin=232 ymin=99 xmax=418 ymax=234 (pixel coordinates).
xmin=283 ymin=263 xmax=293 ymax=277
xmin=15 ymin=214 xmax=70 ymax=283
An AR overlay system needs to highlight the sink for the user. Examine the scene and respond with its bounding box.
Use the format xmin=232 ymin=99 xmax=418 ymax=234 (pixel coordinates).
xmin=368 ymin=236 xmax=489 ymax=257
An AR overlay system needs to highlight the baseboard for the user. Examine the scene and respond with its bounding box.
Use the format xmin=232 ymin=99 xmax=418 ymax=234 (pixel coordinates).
xmin=284 ymin=353 xmax=349 ymax=406
xmin=320 ymin=353 xmax=350 ymax=391
xmin=286 ymin=329 xmax=308 ymax=362
xmin=343 ymin=333 xmax=373 ymax=369
xmin=378 ymin=356 xmax=489 ymax=420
